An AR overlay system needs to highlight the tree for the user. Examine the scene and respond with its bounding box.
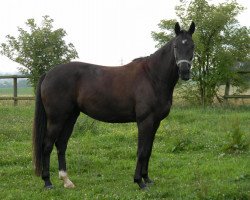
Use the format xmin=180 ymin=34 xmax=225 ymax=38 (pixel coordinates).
xmin=152 ymin=0 xmax=250 ymax=106
xmin=1 ymin=15 xmax=78 ymax=91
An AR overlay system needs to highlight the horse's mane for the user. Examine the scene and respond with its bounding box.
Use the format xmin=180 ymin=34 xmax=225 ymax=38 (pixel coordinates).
xmin=132 ymin=56 xmax=149 ymax=62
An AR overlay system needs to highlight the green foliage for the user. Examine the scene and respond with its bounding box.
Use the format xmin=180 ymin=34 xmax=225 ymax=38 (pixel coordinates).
xmin=151 ymin=19 xmax=177 ymax=48
xmin=152 ymin=0 xmax=250 ymax=106
xmin=0 ymin=16 xmax=78 ymax=91
xmin=175 ymin=81 xmax=201 ymax=105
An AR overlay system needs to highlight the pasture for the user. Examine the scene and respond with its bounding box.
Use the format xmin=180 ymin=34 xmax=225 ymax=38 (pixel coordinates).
xmin=0 ymin=87 xmax=33 ymax=96
xmin=0 ymin=105 xmax=249 ymax=199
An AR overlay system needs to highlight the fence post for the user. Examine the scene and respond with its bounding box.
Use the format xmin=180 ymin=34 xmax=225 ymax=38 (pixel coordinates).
xmin=13 ymin=77 xmax=18 ymax=106
xmin=224 ymin=80 xmax=230 ymax=103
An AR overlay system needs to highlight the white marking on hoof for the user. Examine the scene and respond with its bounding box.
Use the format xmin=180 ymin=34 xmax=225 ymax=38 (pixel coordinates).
xmin=59 ymin=170 xmax=75 ymax=188
xmin=63 ymin=179 xmax=75 ymax=188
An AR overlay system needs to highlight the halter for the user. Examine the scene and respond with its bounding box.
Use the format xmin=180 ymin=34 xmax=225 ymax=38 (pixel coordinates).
xmin=174 ymin=45 xmax=193 ymax=66
xmin=176 ymin=59 xmax=192 ymax=66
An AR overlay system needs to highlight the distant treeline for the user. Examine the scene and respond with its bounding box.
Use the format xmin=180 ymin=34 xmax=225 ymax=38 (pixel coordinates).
xmin=0 ymin=78 xmax=31 ymax=88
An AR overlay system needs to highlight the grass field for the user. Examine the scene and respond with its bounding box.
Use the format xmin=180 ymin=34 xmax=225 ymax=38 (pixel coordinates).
xmin=0 ymin=87 xmax=33 ymax=96
xmin=0 ymin=105 xmax=249 ymax=199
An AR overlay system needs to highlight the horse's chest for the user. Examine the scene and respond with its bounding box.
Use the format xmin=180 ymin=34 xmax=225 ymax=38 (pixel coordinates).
xmin=155 ymin=99 xmax=172 ymax=120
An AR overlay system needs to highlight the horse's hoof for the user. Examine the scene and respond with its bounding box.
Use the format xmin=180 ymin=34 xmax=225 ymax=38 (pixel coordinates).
xmin=64 ymin=183 xmax=75 ymax=188
xmin=44 ymin=184 xmax=53 ymax=189
xmin=144 ymin=177 xmax=154 ymax=186
xmin=64 ymin=180 xmax=75 ymax=188
xmin=138 ymin=181 xmax=148 ymax=190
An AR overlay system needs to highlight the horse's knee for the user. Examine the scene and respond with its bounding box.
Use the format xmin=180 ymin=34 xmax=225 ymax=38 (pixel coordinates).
xmin=43 ymin=142 xmax=54 ymax=155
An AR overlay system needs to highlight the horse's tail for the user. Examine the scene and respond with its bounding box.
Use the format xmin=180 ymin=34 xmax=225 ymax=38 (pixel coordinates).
xmin=32 ymin=74 xmax=46 ymax=176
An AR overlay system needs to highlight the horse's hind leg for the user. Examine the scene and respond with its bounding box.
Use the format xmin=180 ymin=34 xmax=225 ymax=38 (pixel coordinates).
xmin=56 ymin=112 xmax=79 ymax=188
xmin=42 ymin=122 xmax=64 ymax=189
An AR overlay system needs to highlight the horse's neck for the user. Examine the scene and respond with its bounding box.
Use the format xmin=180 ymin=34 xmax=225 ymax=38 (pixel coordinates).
xmin=147 ymin=40 xmax=179 ymax=90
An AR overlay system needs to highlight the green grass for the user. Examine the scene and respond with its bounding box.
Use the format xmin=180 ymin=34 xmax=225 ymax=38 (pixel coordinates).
xmin=0 ymin=105 xmax=249 ymax=199
xmin=0 ymin=87 xmax=33 ymax=96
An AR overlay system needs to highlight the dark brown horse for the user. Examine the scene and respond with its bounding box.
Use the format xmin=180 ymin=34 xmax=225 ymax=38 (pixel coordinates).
xmin=33 ymin=22 xmax=195 ymax=190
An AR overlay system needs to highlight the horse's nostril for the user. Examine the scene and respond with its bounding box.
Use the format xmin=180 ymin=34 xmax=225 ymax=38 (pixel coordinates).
xmin=180 ymin=73 xmax=190 ymax=81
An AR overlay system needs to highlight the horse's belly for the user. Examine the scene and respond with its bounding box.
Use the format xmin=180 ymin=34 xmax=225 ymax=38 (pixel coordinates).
xmin=78 ymin=101 xmax=136 ymax=123
xmin=83 ymin=110 xmax=136 ymax=123
xmin=89 ymin=113 xmax=135 ymax=123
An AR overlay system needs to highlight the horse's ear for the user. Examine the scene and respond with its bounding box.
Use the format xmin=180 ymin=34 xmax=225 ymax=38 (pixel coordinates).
xmin=174 ymin=22 xmax=181 ymax=36
xmin=188 ymin=21 xmax=195 ymax=35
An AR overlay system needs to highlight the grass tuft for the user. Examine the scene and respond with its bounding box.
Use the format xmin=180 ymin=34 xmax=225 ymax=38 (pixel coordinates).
xmin=223 ymin=118 xmax=249 ymax=154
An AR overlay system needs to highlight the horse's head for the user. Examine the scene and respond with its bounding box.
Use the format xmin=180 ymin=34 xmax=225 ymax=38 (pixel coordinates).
xmin=173 ymin=22 xmax=195 ymax=81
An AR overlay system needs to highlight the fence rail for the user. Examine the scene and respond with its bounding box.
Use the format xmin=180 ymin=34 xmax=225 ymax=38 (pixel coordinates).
xmin=223 ymin=70 xmax=250 ymax=101
xmin=0 ymin=75 xmax=34 ymax=105
xmin=224 ymin=95 xmax=250 ymax=99
xmin=0 ymin=75 xmax=28 ymax=79
xmin=0 ymin=96 xmax=35 ymax=100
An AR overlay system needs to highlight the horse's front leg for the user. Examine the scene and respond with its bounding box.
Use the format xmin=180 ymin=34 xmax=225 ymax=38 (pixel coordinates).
xmin=134 ymin=116 xmax=160 ymax=189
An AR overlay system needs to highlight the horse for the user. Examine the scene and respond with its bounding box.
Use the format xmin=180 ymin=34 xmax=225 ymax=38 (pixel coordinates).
xmin=33 ymin=21 xmax=195 ymax=190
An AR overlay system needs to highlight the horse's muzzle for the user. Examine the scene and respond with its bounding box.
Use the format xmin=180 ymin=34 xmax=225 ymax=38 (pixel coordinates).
xmin=180 ymin=72 xmax=190 ymax=81
xmin=178 ymin=63 xmax=191 ymax=81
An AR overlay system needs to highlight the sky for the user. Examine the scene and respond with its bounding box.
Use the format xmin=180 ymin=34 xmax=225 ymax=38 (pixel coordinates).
xmin=0 ymin=0 xmax=249 ymax=74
